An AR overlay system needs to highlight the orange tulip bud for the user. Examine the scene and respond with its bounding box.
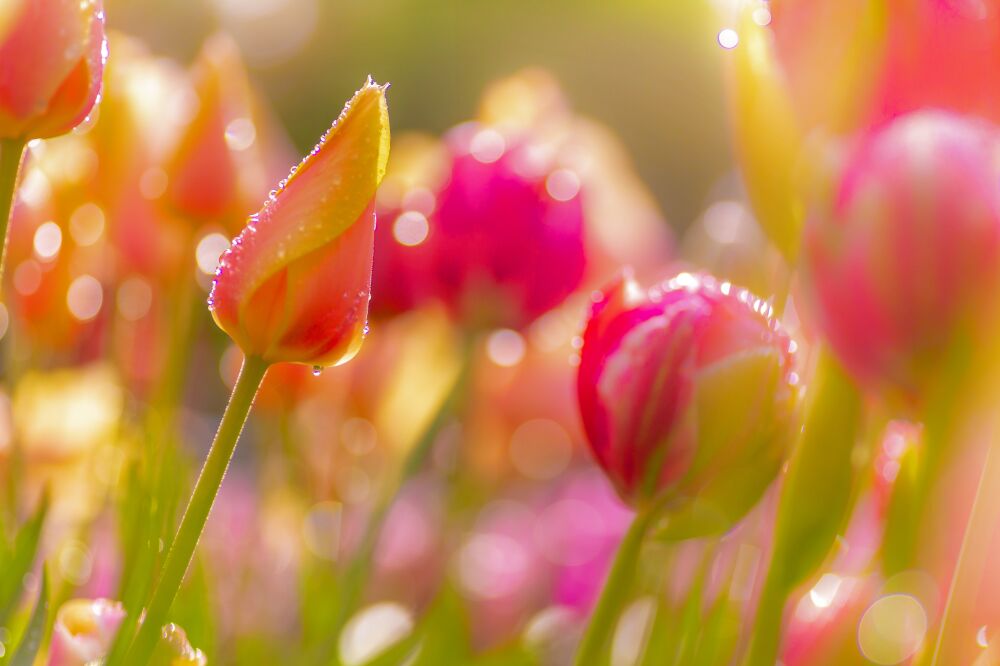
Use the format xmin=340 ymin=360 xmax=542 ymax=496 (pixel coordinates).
xmin=166 ymin=33 xmax=273 ymax=227
xmin=0 ymin=0 xmax=106 ymax=141
xmin=209 ymin=78 xmax=390 ymax=367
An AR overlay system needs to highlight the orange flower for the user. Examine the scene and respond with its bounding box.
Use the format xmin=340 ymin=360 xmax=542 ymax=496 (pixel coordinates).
xmin=209 ymin=79 xmax=390 ymax=367
xmin=0 ymin=0 xmax=106 ymax=141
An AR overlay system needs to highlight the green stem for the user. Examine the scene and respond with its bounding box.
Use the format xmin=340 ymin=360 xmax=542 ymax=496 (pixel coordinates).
xmin=742 ymin=348 xmax=863 ymax=666
xmin=121 ymin=355 xmax=269 ymax=665
xmin=742 ymin=571 xmax=787 ymax=666
xmin=0 ymin=139 xmax=25 ymax=283
xmin=311 ymin=338 xmax=476 ymax=665
xmin=574 ymin=506 xmax=657 ymax=666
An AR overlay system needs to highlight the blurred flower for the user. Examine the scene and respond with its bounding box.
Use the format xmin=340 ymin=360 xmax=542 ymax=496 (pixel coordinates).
xmin=166 ymin=33 xmax=289 ymax=233
xmin=150 ymin=624 xmax=207 ymax=666
xmin=48 ymin=598 xmax=125 ymax=666
xmin=547 ymin=470 xmax=632 ymax=613
xmin=875 ymin=0 xmax=1000 ymax=126
xmin=8 ymin=364 xmax=122 ymax=530
xmin=458 ymin=499 xmax=549 ymax=646
xmin=209 ymin=78 xmax=390 ymax=367
xmin=166 ymin=34 xmax=245 ymax=224
xmin=370 ymin=133 xmax=449 ymax=318
xmin=203 ymin=477 xmax=303 ymax=641
xmin=425 ymin=123 xmax=586 ymax=330
xmin=478 ymin=69 xmax=671 ymax=281
xmin=372 ymin=70 xmax=670 ymax=324
xmin=577 ymin=271 xmax=796 ymax=533
xmin=47 ymin=598 xmax=207 ymax=666
xmin=0 ymin=0 xmax=106 ymax=141
xmin=804 ymin=110 xmax=1000 ymax=401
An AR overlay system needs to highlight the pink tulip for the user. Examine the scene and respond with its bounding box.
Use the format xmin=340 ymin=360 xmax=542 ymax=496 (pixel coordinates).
xmin=0 ymin=0 xmax=106 ymax=141
xmin=209 ymin=78 xmax=390 ymax=367
xmin=369 ymin=134 xmax=448 ymax=318
xmin=426 ymin=123 xmax=586 ymax=329
xmin=804 ymin=110 xmax=1000 ymax=400
xmin=48 ymin=598 xmax=125 ymax=666
xmin=875 ymin=0 xmax=1000 ymax=125
xmin=577 ymin=271 xmax=796 ymax=522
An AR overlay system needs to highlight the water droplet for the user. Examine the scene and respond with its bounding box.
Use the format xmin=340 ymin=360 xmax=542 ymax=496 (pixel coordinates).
xmin=312 ymin=365 xmax=323 ymax=377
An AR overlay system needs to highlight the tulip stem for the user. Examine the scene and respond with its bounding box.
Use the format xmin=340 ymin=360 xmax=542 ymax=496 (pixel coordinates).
xmin=120 ymin=355 xmax=269 ymax=665
xmin=574 ymin=505 xmax=657 ymax=666
xmin=742 ymin=348 xmax=863 ymax=666
xmin=0 ymin=139 xmax=25 ymax=283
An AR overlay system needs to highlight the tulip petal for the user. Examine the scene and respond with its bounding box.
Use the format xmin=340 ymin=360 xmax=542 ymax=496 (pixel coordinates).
xmin=0 ymin=0 xmax=105 ymax=139
xmin=210 ymin=79 xmax=389 ymax=366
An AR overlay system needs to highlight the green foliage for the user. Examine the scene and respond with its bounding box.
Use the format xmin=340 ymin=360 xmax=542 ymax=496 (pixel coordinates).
xmin=0 ymin=493 xmax=48 ymax=628
xmin=5 ymin=569 xmax=48 ymax=666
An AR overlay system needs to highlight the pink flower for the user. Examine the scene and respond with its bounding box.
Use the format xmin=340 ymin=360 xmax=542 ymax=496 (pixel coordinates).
xmin=0 ymin=0 xmax=106 ymax=141
xmin=209 ymin=78 xmax=390 ymax=367
xmin=875 ymin=0 xmax=1000 ymax=125
xmin=804 ymin=110 xmax=1000 ymax=400
xmin=48 ymin=598 xmax=125 ymax=666
xmin=577 ymin=271 xmax=796 ymax=526
xmin=369 ymin=134 xmax=449 ymax=318
xmin=390 ymin=123 xmax=586 ymax=329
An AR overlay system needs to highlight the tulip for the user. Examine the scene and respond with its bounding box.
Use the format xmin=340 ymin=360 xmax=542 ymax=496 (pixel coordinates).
xmin=875 ymin=0 xmax=1000 ymax=125
xmin=726 ymin=0 xmax=884 ymax=261
xmin=122 ymin=79 xmax=390 ymax=665
xmin=150 ymin=624 xmax=207 ymax=666
xmin=0 ymin=0 xmax=106 ymax=285
xmin=48 ymin=598 xmax=125 ymax=666
xmin=425 ymin=122 xmax=586 ymax=330
xmin=577 ymin=271 xmax=796 ymax=517
xmin=370 ymin=133 xmax=449 ymax=318
xmin=209 ymin=77 xmax=390 ymax=368
xmin=573 ymin=271 xmax=796 ymax=665
xmin=0 ymin=0 xmax=106 ymax=142
xmin=165 ymin=33 xmax=287 ymax=231
xmin=804 ymin=110 xmax=1000 ymax=402
xmin=166 ymin=35 xmax=243 ymax=224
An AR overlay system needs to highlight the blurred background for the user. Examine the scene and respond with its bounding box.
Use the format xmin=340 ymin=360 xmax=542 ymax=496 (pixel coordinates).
xmin=106 ymin=0 xmax=733 ymax=231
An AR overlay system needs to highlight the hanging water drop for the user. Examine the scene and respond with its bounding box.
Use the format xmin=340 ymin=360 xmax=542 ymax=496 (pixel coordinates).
xmin=311 ymin=365 xmax=323 ymax=377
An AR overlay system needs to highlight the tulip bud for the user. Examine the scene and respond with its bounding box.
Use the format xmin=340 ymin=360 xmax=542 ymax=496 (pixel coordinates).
xmin=150 ymin=623 xmax=207 ymax=666
xmin=427 ymin=123 xmax=586 ymax=330
xmin=48 ymin=598 xmax=125 ymax=666
xmin=166 ymin=34 xmax=268 ymax=228
xmin=577 ymin=272 xmax=796 ymax=531
xmin=209 ymin=78 xmax=390 ymax=367
xmin=0 ymin=0 xmax=106 ymax=141
xmin=804 ymin=110 xmax=1000 ymax=400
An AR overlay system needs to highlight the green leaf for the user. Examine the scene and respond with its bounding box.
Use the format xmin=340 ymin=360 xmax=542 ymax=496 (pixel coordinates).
xmin=770 ymin=348 xmax=863 ymax=589
xmin=356 ymin=634 xmax=420 ymax=666
xmin=0 ymin=493 xmax=48 ymax=627
xmin=7 ymin=569 xmax=48 ymax=666
xmin=743 ymin=347 xmax=864 ymax=666
xmin=692 ymin=596 xmax=740 ymax=666
xmin=471 ymin=643 xmax=538 ymax=666
xmin=410 ymin=586 xmax=472 ymax=666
